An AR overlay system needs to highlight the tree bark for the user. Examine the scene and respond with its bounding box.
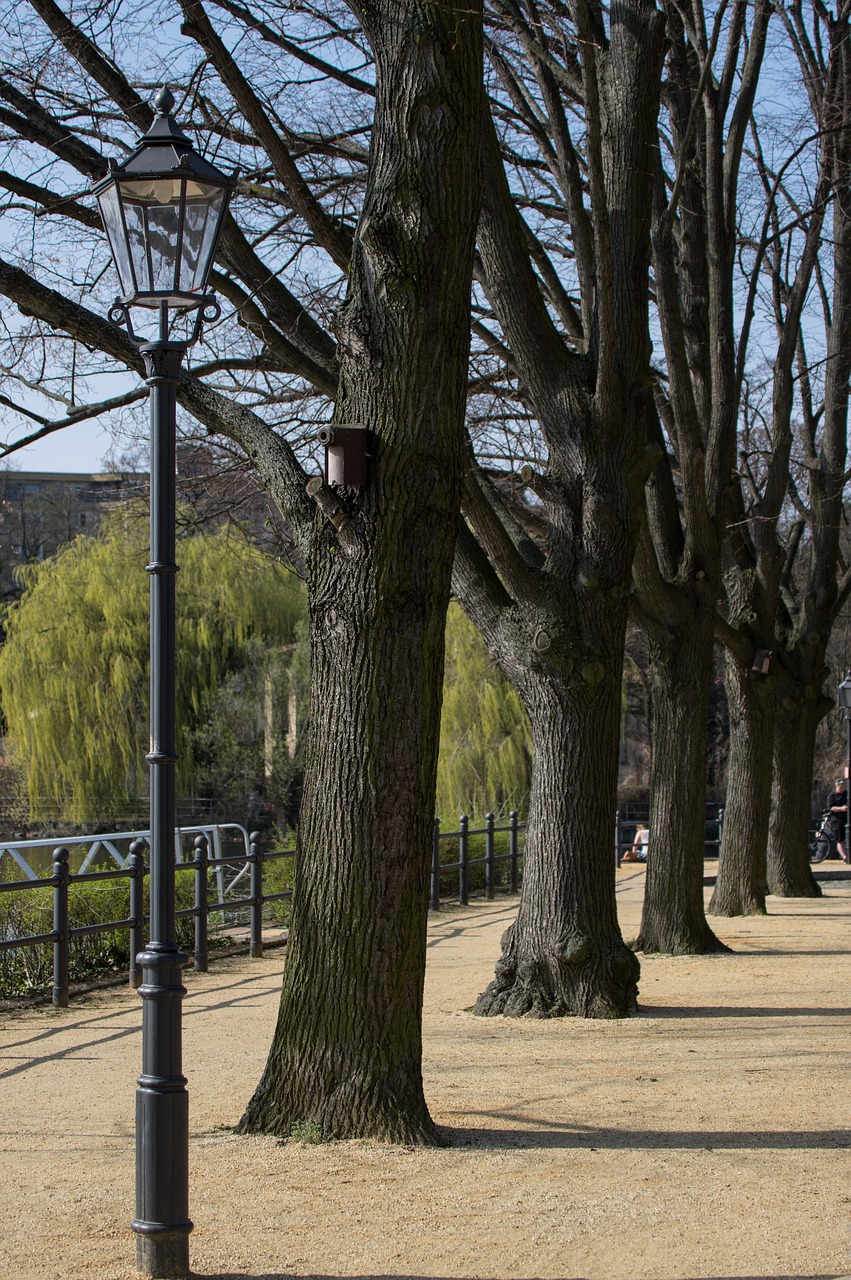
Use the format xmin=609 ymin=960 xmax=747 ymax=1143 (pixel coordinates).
xmin=767 ymin=667 xmax=827 ymax=897
xmin=708 ymin=653 xmax=775 ymax=916
xmin=239 ymin=0 xmax=483 ymax=1143
xmin=475 ymin=661 xmax=639 ymax=1018
xmin=636 ymin=603 xmax=726 ymax=953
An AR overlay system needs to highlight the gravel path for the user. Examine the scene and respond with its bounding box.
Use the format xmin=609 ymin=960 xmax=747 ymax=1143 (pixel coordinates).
xmin=2 ymin=868 xmax=850 ymax=1280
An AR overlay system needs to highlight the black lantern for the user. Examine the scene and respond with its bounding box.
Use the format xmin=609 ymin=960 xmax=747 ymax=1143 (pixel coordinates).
xmin=93 ymin=86 xmax=234 ymax=311
xmin=838 ymin=672 xmax=851 ymax=714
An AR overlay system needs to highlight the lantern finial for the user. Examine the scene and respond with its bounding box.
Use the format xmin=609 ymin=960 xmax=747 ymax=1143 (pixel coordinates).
xmin=154 ymin=86 xmax=176 ymax=116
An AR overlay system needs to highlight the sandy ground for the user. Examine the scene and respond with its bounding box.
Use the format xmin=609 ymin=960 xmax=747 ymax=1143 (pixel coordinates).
xmin=2 ymin=867 xmax=851 ymax=1280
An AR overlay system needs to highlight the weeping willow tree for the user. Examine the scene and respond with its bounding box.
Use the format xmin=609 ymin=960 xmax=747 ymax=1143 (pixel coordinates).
xmin=436 ymin=602 xmax=531 ymax=819
xmin=0 ymin=507 xmax=305 ymax=823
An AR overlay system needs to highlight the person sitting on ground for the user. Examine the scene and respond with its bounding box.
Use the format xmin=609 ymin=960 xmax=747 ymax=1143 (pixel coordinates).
xmin=622 ymin=824 xmax=649 ymax=863
xmin=826 ymin=777 xmax=848 ymax=862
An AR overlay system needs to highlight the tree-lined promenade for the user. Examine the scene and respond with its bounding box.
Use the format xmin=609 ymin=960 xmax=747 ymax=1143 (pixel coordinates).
xmin=2 ymin=879 xmax=850 ymax=1280
xmin=0 ymin=0 xmax=850 ymax=1166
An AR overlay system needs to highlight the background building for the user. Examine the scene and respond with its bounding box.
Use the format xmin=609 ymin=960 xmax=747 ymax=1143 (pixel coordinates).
xmin=0 ymin=470 xmax=146 ymax=604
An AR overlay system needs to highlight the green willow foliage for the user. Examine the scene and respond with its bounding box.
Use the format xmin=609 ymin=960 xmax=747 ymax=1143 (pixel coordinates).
xmin=436 ymin=603 xmax=531 ymax=819
xmin=0 ymin=507 xmax=305 ymax=822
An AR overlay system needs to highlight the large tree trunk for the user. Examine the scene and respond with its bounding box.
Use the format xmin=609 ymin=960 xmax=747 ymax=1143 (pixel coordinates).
xmin=636 ymin=608 xmax=726 ymax=953
xmin=475 ymin=663 xmax=639 ymax=1018
xmin=239 ymin=0 xmax=483 ymax=1144
xmin=239 ymin=546 xmax=451 ymax=1143
xmin=767 ymin=673 xmax=827 ymax=897
xmin=708 ymin=652 xmax=775 ymax=916
xmin=451 ymin=0 xmax=664 ymax=1020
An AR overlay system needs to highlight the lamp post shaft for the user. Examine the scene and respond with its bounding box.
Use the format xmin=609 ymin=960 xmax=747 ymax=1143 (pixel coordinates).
xmin=131 ymin=334 xmax=192 ymax=1280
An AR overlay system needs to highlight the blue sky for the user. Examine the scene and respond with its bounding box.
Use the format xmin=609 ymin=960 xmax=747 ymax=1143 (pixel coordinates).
xmin=10 ymin=417 xmax=118 ymax=474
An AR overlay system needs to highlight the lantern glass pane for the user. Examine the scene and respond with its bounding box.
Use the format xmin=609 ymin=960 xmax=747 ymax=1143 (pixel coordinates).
xmin=180 ymin=189 xmax=225 ymax=292
xmin=120 ymin=197 xmax=152 ymax=294
xmin=120 ymin=177 xmax=183 ymax=204
xmin=144 ymin=201 xmax=182 ymax=292
xmin=96 ymin=183 xmax=135 ymax=297
xmin=839 ymin=680 xmax=851 ymax=711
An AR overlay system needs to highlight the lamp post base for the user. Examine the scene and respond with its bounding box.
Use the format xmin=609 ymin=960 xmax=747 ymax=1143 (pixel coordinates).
xmin=134 ymin=1232 xmax=191 ymax=1280
xmin=131 ymin=949 xmax=192 ymax=1279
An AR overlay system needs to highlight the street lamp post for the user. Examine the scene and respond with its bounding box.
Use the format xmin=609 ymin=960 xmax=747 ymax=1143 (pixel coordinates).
xmin=838 ymin=672 xmax=851 ymax=784
xmin=94 ymin=87 xmax=235 ymax=1280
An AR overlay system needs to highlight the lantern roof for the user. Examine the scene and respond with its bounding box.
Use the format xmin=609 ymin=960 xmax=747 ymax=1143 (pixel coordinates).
xmin=93 ymin=87 xmax=234 ymax=193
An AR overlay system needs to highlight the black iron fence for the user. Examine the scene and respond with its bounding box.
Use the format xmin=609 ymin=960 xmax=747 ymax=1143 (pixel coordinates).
xmin=2 ymin=813 xmax=526 ymax=1007
xmin=0 ymin=832 xmax=295 ymax=1009
xmin=430 ymin=811 xmax=525 ymax=909
xmin=615 ymin=809 xmax=835 ymax=865
xmin=5 ymin=805 xmax=834 ymax=1008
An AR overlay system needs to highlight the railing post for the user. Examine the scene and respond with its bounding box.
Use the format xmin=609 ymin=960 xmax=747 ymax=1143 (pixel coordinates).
xmin=459 ymin=814 xmax=469 ymax=906
xmin=509 ymin=810 xmax=519 ymax=893
xmin=249 ymin=831 xmax=263 ymax=959
xmin=615 ymin=809 xmax=622 ymax=868
xmin=52 ymin=846 xmax=70 ymax=1009
xmin=430 ymin=818 xmax=441 ymax=911
xmin=485 ymin=812 xmax=495 ymax=899
xmin=128 ymin=840 xmax=146 ymax=989
xmin=717 ymin=806 xmax=725 ymax=855
xmin=193 ymin=834 xmax=208 ymax=973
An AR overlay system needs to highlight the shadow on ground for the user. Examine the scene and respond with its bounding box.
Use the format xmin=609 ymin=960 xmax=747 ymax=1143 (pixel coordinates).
xmin=638 ymin=1003 xmax=851 ymax=1018
xmin=0 ymin=972 xmax=282 ymax=1080
xmin=441 ymin=1121 xmax=851 ymax=1150
xmin=194 ymin=1272 xmax=849 ymax=1280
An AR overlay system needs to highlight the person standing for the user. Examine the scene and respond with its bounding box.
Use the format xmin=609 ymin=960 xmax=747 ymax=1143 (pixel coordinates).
xmin=825 ymin=778 xmax=849 ymax=862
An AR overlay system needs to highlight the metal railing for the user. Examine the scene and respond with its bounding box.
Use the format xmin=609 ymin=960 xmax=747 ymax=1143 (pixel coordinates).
xmin=0 ymin=822 xmax=252 ymax=900
xmin=615 ymin=809 xmax=834 ymax=866
xmin=1 ymin=811 xmax=527 ymax=1005
xmin=430 ymin=811 xmax=525 ymax=909
xmin=0 ymin=831 xmax=295 ymax=1008
xmin=22 ymin=800 xmax=815 ymax=1006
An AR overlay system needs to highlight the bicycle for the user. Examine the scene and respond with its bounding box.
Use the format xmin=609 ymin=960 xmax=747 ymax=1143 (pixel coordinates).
xmin=811 ymin=811 xmax=847 ymax=863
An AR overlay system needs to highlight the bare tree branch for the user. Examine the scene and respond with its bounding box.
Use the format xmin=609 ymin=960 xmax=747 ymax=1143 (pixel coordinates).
xmin=179 ymin=0 xmax=353 ymax=270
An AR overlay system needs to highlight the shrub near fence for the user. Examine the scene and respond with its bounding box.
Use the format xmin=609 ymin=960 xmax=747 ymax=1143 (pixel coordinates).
xmin=0 ymin=868 xmax=196 ymax=999
xmin=0 ymin=833 xmax=297 ymax=1006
